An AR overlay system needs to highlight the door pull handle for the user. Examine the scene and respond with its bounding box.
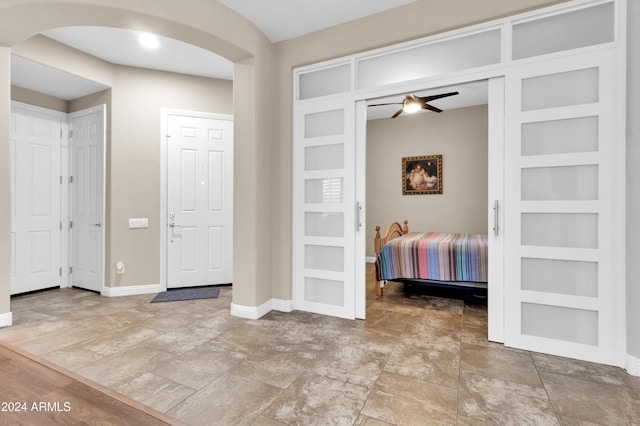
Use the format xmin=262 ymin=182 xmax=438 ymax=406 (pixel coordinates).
xmin=492 ymin=200 xmax=499 ymax=237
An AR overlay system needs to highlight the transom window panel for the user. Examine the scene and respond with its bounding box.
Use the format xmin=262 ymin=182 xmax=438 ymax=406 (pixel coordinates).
xmin=305 ymin=178 xmax=344 ymax=203
xmin=299 ymin=64 xmax=351 ymax=100
xmin=305 ymin=212 xmax=344 ymax=238
xmin=521 ymin=258 xmax=598 ymax=297
xmin=305 ymin=245 xmax=344 ymax=272
xmin=513 ymin=2 xmax=614 ymax=60
xmin=522 ymin=68 xmax=599 ymax=111
xmin=521 ymin=165 xmax=598 ymax=201
xmin=522 ymin=303 xmax=598 ymax=346
xmin=522 ymin=116 xmax=599 ymax=156
xmin=304 ymin=110 xmax=344 ymax=138
xmin=357 ymin=29 xmax=501 ymax=90
xmin=521 ymin=213 xmax=598 ymax=249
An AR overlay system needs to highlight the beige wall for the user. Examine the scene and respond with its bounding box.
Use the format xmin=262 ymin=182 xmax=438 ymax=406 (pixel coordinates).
xmin=109 ymin=66 xmax=232 ymax=287
xmin=271 ymin=0 xmax=570 ymax=301
xmin=11 ymin=85 xmax=68 ymax=112
xmin=366 ymin=105 xmax=488 ymax=257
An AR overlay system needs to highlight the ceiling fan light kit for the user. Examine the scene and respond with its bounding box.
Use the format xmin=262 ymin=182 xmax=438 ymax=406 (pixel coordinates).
xmin=369 ymin=91 xmax=459 ymax=118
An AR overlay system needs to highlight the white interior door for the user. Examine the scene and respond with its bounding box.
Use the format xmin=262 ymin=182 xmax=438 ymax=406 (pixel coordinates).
xmin=293 ymin=99 xmax=356 ymax=319
xmin=70 ymin=106 xmax=105 ymax=293
xmin=504 ymin=50 xmax=622 ymax=365
xmin=166 ymin=113 xmax=233 ymax=288
xmin=10 ymin=105 xmax=62 ymax=295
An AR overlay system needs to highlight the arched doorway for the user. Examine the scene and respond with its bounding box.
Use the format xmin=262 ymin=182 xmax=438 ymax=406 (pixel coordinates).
xmin=0 ymin=0 xmax=274 ymax=324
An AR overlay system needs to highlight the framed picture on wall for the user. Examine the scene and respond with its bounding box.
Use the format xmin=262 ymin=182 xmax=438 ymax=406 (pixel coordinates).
xmin=402 ymin=155 xmax=443 ymax=195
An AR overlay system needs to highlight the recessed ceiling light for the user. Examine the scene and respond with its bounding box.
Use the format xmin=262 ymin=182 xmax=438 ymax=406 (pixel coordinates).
xmin=138 ymin=33 xmax=159 ymax=49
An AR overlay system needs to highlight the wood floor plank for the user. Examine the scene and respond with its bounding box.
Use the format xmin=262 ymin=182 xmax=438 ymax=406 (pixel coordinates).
xmin=0 ymin=341 xmax=183 ymax=426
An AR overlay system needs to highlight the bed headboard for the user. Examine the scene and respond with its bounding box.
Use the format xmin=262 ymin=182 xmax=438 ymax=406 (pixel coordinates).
xmin=374 ymin=220 xmax=409 ymax=255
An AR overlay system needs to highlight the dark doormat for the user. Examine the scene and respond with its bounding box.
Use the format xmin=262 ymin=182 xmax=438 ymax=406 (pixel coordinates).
xmin=151 ymin=286 xmax=220 ymax=303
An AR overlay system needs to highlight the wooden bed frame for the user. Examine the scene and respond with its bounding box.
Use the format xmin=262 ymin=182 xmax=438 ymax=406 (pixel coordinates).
xmin=373 ymin=219 xmax=488 ymax=301
xmin=374 ymin=220 xmax=409 ymax=296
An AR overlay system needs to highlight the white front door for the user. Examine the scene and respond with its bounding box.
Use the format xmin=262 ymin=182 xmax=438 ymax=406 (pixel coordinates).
xmin=70 ymin=106 xmax=105 ymax=293
xmin=166 ymin=112 xmax=233 ymax=288
xmin=504 ymin=50 xmax=623 ymax=365
xmin=293 ymin=99 xmax=356 ymax=319
xmin=10 ymin=104 xmax=62 ymax=295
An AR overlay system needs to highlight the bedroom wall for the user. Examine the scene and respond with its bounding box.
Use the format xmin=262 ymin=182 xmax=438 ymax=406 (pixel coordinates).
xmin=271 ymin=0 xmax=571 ymax=302
xmin=366 ymin=105 xmax=488 ymax=258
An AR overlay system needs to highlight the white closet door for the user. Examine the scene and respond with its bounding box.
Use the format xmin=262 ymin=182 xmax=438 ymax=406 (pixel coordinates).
xmin=504 ymin=50 xmax=622 ymax=365
xmin=10 ymin=106 xmax=62 ymax=295
xmin=70 ymin=108 xmax=105 ymax=293
xmin=293 ymin=99 xmax=355 ymax=319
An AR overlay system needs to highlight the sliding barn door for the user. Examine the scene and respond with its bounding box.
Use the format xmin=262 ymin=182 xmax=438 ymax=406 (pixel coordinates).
xmin=293 ymin=100 xmax=356 ymax=319
xmin=504 ymin=50 xmax=622 ymax=364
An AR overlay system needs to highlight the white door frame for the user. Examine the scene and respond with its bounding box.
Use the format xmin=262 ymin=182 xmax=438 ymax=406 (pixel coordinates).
xmin=159 ymin=109 xmax=234 ymax=291
xmin=354 ymin=72 xmax=506 ymax=329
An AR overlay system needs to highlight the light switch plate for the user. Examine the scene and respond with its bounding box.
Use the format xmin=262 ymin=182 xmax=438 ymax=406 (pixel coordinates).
xmin=129 ymin=218 xmax=149 ymax=229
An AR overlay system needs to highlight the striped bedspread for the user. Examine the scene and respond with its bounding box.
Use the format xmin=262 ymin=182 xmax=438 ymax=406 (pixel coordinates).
xmin=376 ymin=232 xmax=488 ymax=283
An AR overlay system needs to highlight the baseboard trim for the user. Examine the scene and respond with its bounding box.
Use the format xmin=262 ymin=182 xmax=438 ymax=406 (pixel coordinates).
xmin=272 ymin=299 xmax=294 ymax=313
xmin=230 ymin=300 xmax=272 ymax=320
xmin=627 ymin=354 xmax=640 ymax=377
xmin=0 ymin=311 xmax=13 ymax=328
xmin=101 ymin=283 xmax=164 ymax=298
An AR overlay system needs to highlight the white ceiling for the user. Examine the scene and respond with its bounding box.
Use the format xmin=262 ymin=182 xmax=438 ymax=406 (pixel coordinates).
xmin=217 ymin=0 xmax=417 ymax=43
xmin=10 ymin=0 xmax=486 ymax=112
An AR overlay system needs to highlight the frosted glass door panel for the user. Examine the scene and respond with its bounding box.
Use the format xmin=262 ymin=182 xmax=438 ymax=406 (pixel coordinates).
xmin=522 ymin=117 xmax=598 ymax=156
xmin=513 ymin=3 xmax=614 ymax=60
xmin=522 ymin=258 xmax=598 ymax=297
xmin=357 ymin=29 xmax=501 ymax=90
xmin=305 ymin=110 xmax=344 ymax=138
xmin=299 ymin=64 xmax=351 ymax=100
xmin=305 ymin=144 xmax=344 ymax=171
xmin=521 ymin=213 xmax=597 ymax=248
xmin=522 ymin=303 xmax=598 ymax=346
xmin=295 ymin=100 xmax=354 ymax=319
xmin=305 ymin=178 xmax=344 ymax=203
xmin=305 ymin=212 xmax=344 ymax=238
xmin=305 ymin=278 xmax=344 ymax=306
xmin=521 ymin=165 xmax=598 ymax=201
xmin=305 ymin=245 xmax=344 ymax=272
xmin=522 ymin=68 xmax=598 ymax=111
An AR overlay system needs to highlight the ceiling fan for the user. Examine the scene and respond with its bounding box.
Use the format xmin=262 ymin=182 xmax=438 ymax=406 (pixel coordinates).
xmin=368 ymin=91 xmax=459 ymax=118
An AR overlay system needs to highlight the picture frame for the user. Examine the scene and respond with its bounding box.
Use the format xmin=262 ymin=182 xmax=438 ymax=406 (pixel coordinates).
xmin=402 ymin=155 xmax=443 ymax=195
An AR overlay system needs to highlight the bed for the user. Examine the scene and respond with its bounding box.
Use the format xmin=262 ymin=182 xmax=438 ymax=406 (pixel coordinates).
xmin=374 ymin=220 xmax=488 ymax=300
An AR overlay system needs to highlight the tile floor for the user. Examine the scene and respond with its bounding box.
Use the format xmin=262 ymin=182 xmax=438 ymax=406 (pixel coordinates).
xmin=1 ymin=265 xmax=639 ymax=425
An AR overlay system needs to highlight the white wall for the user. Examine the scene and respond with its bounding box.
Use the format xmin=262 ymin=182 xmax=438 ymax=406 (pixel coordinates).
xmin=366 ymin=105 xmax=488 ymax=257
xmin=626 ymin=0 xmax=640 ymax=361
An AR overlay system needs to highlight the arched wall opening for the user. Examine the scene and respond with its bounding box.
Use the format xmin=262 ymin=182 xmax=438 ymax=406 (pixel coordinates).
xmin=0 ymin=0 xmax=275 ymax=321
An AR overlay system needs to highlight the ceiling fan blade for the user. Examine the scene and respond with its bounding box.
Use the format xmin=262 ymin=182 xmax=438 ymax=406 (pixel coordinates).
xmin=391 ymin=108 xmax=404 ymax=118
xmin=368 ymin=102 xmax=402 ymax=107
xmin=422 ymin=103 xmax=442 ymax=113
xmin=417 ymin=91 xmax=459 ymax=102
